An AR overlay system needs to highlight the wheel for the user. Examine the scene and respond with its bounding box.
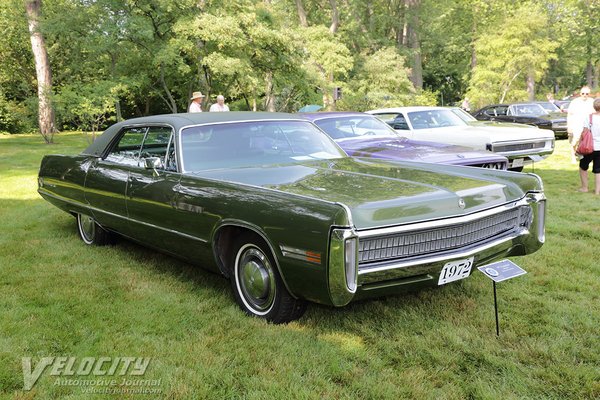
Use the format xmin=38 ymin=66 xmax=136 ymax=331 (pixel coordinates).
xmin=229 ymin=233 xmax=307 ymax=323
xmin=76 ymin=213 xmax=113 ymax=245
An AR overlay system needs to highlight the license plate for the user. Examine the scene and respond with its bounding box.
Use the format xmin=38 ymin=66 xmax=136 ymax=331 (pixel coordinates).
xmin=438 ymin=257 xmax=474 ymax=285
xmin=511 ymin=158 xmax=524 ymax=168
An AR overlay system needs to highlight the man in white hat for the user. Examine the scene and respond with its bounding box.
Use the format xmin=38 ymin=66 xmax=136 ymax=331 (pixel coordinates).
xmin=188 ymin=91 xmax=205 ymax=113
xmin=209 ymin=95 xmax=230 ymax=112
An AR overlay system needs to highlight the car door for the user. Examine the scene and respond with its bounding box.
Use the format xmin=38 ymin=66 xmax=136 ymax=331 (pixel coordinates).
xmin=84 ymin=127 xmax=146 ymax=235
xmin=125 ymin=125 xmax=199 ymax=258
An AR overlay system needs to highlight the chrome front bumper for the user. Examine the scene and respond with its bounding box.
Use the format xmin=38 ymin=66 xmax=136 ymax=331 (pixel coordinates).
xmin=328 ymin=192 xmax=546 ymax=306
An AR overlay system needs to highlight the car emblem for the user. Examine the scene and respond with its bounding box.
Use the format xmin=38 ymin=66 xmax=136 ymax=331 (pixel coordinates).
xmin=458 ymin=198 xmax=466 ymax=209
xmin=457 ymin=154 xmax=465 ymax=159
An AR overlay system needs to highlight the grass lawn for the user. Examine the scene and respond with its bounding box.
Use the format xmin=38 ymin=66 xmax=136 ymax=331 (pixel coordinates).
xmin=1 ymin=132 xmax=599 ymax=399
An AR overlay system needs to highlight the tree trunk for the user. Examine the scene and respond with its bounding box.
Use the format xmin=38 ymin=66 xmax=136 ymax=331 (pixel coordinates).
xmin=159 ymin=63 xmax=177 ymax=113
xmin=110 ymin=53 xmax=122 ymax=121
xmin=25 ymin=0 xmax=56 ymax=143
xmin=526 ymin=72 xmax=535 ymax=101
xmin=405 ymin=0 xmax=422 ymax=90
xmin=264 ymin=71 xmax=276 ymax=112
xmin=593 ymin=61 xmax=599 ymax=91
xmin=586 ymin=59 xmax=593 ymax=88
xmin=329 ymin=0 xmax=340 ymax=34
xmin=295 ymin=0 xmax=308 ymax=27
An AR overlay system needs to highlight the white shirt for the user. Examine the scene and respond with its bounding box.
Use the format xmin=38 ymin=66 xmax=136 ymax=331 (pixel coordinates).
xmin=567 ymin=97 xmax=594 ymax=142
xmin=209 ymin=103 xmax=230 ymax=112
xmin=188 ymin=102 xmax=203 ymax=113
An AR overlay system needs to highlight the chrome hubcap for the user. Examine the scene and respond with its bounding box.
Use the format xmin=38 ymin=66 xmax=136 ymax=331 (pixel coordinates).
xmin=79 ymin=214 xmax=95 ymax=242
xmin=243 ymin=260 xmax=270 ymax=299
xmin=237 ymin=247 xmax=275 ymax=312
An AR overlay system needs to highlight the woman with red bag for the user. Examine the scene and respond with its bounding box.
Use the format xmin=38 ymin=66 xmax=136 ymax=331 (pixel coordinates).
xmin=577 ymin=98 xmax=600 ymax=194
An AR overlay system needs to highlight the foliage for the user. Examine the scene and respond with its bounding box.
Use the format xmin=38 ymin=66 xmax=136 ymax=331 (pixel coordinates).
xmin=54 ymin=81 xmax=122 ymax=135
xmin=467 ymin=4 xmax=559 ymax=108
xmin=0 ymin=0 xmax=598 ymax=133
xmin=0 ymin=96 xmax=34 ymax=133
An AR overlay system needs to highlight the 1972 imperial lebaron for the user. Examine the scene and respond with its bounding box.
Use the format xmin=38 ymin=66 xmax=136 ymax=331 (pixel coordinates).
xmin=38 ymin=112 xmax=546 ymax=323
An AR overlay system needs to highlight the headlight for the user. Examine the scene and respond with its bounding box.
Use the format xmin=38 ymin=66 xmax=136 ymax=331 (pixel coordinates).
xmin=344 ymin=237 xmax=358 ymax=292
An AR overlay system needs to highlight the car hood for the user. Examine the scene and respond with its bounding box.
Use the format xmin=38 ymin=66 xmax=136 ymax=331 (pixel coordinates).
xmin=192 ymin=158 xmax=539 ymax=230
xmin=336 ymin=137 xmax=506 ymax=165
xmin=439 ymin=123 xmax=555 ymax=142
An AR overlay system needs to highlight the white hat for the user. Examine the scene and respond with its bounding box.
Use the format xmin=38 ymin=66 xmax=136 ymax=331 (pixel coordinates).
xmin=190 ymin=91 xmax=205 ymax=100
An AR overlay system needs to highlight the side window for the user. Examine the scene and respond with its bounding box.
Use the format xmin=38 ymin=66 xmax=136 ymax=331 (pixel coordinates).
xmin=496 ymin=106 xmax=508 ymax=116
xmin=105 ymin=127 xmax=147 ymax=165
xmin=140 ymin=126 xmax=173 ymax=170
xmin=484 ymin=108 xmax=497 ymax=117
xmin=372 ymin=113 xmax=396 ymax=124
xmin=392 ymin=115 xmax=409 ymax=130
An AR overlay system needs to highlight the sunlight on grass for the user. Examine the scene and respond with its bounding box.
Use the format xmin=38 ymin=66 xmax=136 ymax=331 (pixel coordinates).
xmin=1 ymin=133 xmax=599 ymax=399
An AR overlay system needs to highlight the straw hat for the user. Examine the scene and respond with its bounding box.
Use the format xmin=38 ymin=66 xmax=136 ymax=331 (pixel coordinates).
xmin=190 ymin=91 xmax=205 ymax=100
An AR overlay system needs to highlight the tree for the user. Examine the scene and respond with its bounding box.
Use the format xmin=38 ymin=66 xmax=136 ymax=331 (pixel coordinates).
xmin=25 ymin=0 xmax=56 ymax=143
xmin=467 ymin=4 xmax=558 ymax=108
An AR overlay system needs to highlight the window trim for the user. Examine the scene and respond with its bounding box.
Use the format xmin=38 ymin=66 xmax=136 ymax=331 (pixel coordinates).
xmin=102 ymin=123 xmax=177 ymax=171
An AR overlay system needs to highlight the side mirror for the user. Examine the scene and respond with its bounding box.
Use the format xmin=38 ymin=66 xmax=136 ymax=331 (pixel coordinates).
xmin=143 ymin=157 xmax=163 ymax=170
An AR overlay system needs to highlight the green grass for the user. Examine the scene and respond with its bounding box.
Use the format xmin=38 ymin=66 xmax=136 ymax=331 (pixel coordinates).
xmin=1 ymin=133 xmax=599 ymax=399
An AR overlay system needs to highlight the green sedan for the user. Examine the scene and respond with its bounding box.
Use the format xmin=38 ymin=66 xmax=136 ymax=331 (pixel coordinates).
xmin=38 ymin=112 xmax=546 ymax=323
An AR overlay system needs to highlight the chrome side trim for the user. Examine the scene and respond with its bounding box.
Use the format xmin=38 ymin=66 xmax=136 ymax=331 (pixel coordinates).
xmin=279 ymin=245 xmax=321 ymax=264
xmin=333 ymin=202 xmax=354 ymax=228
xmin=38 ymin=189 xmax=208 ymax=243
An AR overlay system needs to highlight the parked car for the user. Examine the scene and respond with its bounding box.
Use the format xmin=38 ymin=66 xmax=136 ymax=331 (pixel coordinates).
xmin=38 ymin=112 xmax=546 ymax=323
xmin=472 ymin=103 xmax=568 ymax=139
xmin=367 ymin=106 xmax=555 ymax=171
xmin=301 ymin=112 xmax=508 ymax=170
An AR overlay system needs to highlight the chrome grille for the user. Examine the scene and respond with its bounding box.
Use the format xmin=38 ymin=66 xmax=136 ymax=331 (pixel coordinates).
xmin=493 ymin=142 xmax=546 ymax=153
xmin=358 ymin=206 xmax=531 ymax=264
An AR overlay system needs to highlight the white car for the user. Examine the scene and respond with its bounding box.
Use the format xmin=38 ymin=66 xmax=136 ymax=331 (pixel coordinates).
xmin=366 ymin=106 xmax=555 ymax=171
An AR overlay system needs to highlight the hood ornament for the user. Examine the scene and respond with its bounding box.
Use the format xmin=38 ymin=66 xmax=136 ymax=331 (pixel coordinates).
xmin=458 ymin=198 xmax=466 ymax=209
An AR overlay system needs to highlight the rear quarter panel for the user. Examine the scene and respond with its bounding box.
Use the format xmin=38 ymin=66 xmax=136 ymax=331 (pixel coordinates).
xmin=38 ymin=155 xmax=92 ymax=215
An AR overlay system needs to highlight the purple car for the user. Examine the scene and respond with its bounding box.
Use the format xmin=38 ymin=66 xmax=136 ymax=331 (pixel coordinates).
xmin=301 ymin=112 xmax=508 ymax=170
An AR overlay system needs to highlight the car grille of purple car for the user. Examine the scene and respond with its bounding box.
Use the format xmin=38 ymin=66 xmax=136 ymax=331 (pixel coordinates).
xmin=492 ymin=141 xmax=546 ymax=153
xmin=357 ymin=206 xmax=532 ymax=265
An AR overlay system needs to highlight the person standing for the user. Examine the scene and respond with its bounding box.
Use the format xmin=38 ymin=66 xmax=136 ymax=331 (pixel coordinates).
xmin=568 ymin=86 xmax=595 ymax=162
xmin=577 ymin=98 xmax=600 ymax=194
xmin=209 ymin=95 xmax=230 ymax=112
xmin=188 ymin=91 xmax=205 ymax=113
xmin=461 ymin=97 xmax=470 ymax=113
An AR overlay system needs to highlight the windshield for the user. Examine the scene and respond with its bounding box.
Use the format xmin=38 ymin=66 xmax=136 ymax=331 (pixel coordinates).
xmin=510 ymin=103 xmax=548 ymax=117
xmin=450 ymin=107 xmax=478 ymax=122
xmin=536 ymin=102 xmax=560 ymax=112
xmin=407 ymin=109 xmax=468 ymax=129
xmin=181 ymin=120 xmax=345 ymax=171
xmin=313 ymin=116 xmax=399 ymax=140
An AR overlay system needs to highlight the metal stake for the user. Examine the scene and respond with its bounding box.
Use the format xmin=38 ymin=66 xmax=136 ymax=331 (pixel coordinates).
xmin=493 ymin=281 xmax=500 ymax=336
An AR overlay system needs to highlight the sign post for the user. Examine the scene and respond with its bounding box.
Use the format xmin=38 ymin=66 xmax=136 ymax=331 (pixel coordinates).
xmin=477 ymin=259 xmax=527 ymax=337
